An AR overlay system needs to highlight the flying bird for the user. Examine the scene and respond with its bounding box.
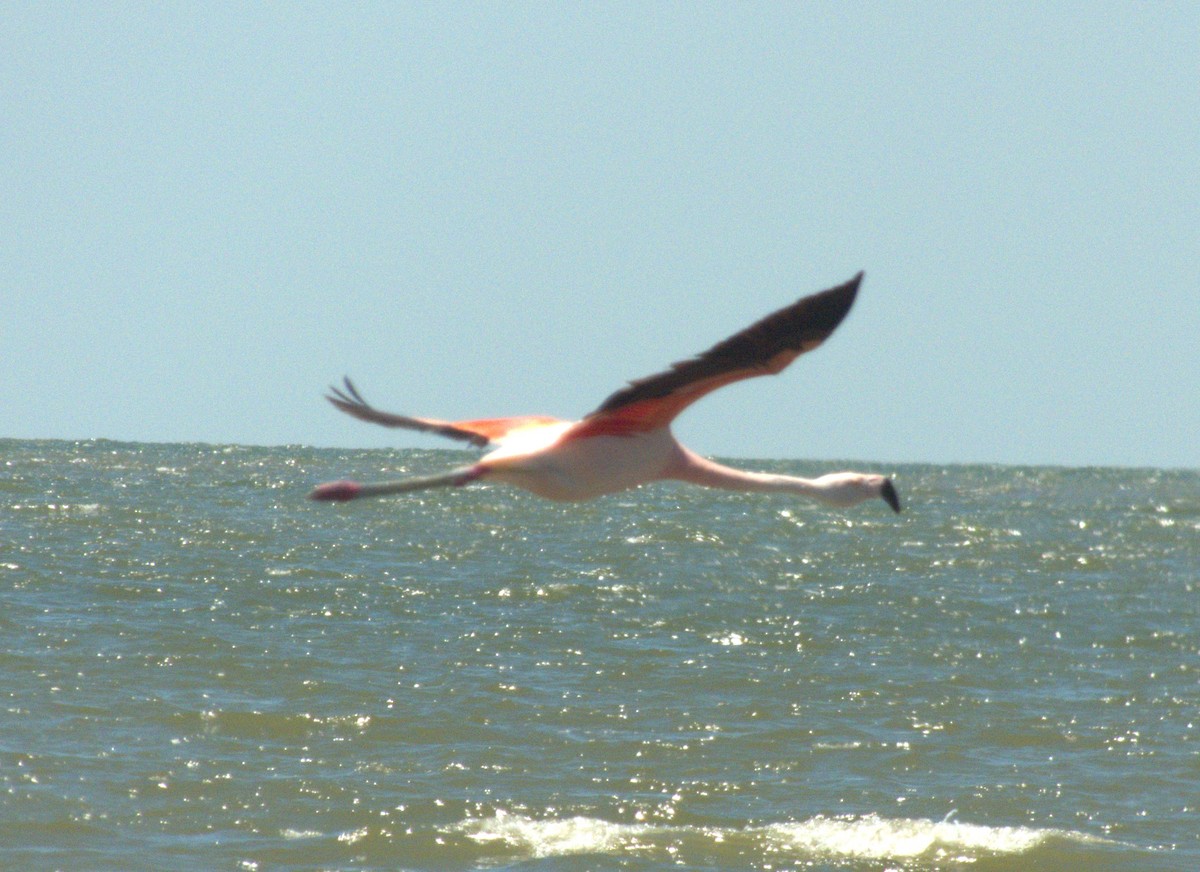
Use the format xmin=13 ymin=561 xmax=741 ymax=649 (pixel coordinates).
xmin=311 ymin=272 xmax=900 ymax=513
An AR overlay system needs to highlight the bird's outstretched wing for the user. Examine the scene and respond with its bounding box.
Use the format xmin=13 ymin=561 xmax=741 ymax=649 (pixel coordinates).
xmin=567 ymin=273 xmax=863 ymax=439
xmin=327 ymin=378 xmax=562 ymax=448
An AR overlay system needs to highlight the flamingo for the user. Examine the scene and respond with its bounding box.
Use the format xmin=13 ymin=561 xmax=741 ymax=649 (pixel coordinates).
xmin=311 ymin=272 xmax=900 ymax=513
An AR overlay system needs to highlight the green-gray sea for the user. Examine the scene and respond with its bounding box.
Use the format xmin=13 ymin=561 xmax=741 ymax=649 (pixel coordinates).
xmin=2 ymin=439 xmax=1197 ymax=870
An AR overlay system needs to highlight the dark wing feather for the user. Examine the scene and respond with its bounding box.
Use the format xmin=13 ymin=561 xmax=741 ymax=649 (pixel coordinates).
xmin=584 ymin=272 xmax=863 ymax=428
xmin=326 ymin=378 xmax=492 ymax=447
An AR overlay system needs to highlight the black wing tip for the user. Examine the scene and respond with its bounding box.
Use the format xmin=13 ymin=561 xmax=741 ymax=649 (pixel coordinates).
xmin=805 ymin=271 xmax=865 ymax=331
xmin=838 ymin=270 xmax=865 ymax=294
xmin=325 ymin=375 xmax=358 ymax=404
xmin=822 ymin=270 xmax=864 ymax=300
xmin=847 ymin=270 xmax=865 ymax=299
xmin=881 ymin=478 xmax=901 ymax=513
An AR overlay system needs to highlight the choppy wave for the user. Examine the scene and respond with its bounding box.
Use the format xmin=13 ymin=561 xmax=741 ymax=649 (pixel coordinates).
xmin=5 ymin=441 xmax=1195 ymax=870
xmin=452 ymin=810 xmax=1123 ymax=866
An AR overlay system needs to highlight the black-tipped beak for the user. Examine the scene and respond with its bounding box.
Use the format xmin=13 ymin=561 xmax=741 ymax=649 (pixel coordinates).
xmin=881 ymin=478 xmax=901 ymax=513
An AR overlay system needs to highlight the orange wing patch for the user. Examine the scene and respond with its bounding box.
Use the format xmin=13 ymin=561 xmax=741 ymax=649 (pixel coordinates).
xmin=451 ymin=416 xmax=565 ymax=444
xmin=563 ymin=347 xmax=804 ymax=442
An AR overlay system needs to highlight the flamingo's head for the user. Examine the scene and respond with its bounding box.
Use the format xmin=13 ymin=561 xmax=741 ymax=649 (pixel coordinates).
xmin=880 ymin=477 xmax=901 ymax=513
xmin=812 ymin=472 xmax=902 ymax=513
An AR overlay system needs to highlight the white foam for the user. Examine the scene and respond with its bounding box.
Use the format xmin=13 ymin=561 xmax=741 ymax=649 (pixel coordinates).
xmin=457 ymin=810 xmax=644 ymax=858
xmin=762 ymin=814 xmax=1051 ymax=861
xmin=280 ymin=828 xmax=323 ymax=840
xmin=453 ymin=810 xmax=1115 ymax=864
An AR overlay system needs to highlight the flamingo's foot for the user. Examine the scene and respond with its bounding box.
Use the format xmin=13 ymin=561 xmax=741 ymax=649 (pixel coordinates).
xmin=309 ymin=479 xmax=363 ymax=501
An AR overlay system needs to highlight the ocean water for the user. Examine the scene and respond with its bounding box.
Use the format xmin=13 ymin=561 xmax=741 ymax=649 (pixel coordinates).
xmin=2 ymin=438 xmax=1197 ymax=871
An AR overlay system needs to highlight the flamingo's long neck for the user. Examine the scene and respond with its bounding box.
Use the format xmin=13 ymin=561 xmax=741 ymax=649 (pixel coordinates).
xmin=669 ymin=450 xmax=831 ymax=501
xmin=670 ymin=450 xmax=899 ymax=511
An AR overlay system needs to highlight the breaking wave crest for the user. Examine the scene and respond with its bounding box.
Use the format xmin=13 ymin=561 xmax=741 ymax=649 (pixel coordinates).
xmin=452 ymin=810 xmax=1123 ymax=866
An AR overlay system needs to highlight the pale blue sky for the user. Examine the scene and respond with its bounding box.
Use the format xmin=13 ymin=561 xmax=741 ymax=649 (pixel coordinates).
xmin=4 ymin=4 xmax=1197 ymax=468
